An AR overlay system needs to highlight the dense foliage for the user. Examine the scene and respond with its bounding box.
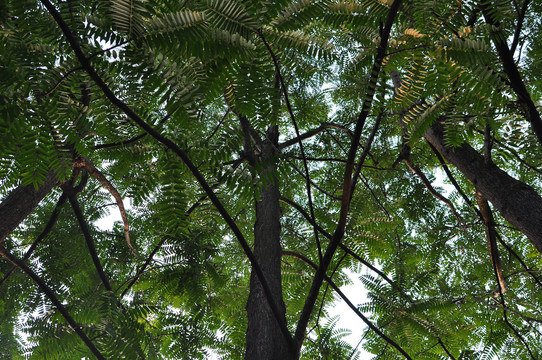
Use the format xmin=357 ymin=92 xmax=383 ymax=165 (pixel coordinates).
xmin=1 ymin=0 xmax=542 ymax=359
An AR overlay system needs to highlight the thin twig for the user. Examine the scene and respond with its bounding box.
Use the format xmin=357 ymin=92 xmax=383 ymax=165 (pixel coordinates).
xmin=510 ymin=0 xmax=530 ymax=54
xmin=403 ymin=154 xmax=462 ymax=222
xmin=279 ymin=122 xmax=354 ymax=150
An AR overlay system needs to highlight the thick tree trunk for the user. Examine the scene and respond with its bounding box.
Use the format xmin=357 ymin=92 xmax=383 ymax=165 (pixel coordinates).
xmin=0 ymin=170 xmax=58 ymax=243
xmin=425 ymin=123 xmax=542 ymax=254
xmin=245 ymin=126 xmax=292 ymax=360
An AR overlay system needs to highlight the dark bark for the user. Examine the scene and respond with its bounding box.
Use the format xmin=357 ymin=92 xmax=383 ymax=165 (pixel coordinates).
xmin=425 ymin=122 xmax=542 ymax=254
xmin=246 ymin=126 xmax=293 ymax=360
xmin=0 ymin=170 xmax=58 ymax=244
xmin=0 ymin=193 xmax=67 ymax=287
xmin=68 ymin=195 xmax=112 ymax=291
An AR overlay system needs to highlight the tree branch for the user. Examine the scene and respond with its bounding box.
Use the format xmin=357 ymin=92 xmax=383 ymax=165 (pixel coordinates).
xmin=481 ymin=2 xmax=542 ymax=147
xmin=510 ymin=0 xmax=530 ymax=54
xmin=403 ymin=155 xmax=462 ymax=222
xmin=350 ymin=112 xmax=384 ymax=199
xmin=0 ymin=245 xmax=105 ymax=359
xmin=425 ymin=121 xmax=542 ymax=254
xmin=476 ymin=192 xmax=507 ymax=296
xmin=94 ymin=133 xmax=146 ymax=150
xmin=294 ymin=1 xmax=403 ymax=349
xmin=81 ymin=157 xmax=137 ymax=257
xmin=431 ymin=142 xmax=542 ymax=289
xmin=0 ymin=193 xmax=67 ymax=287
xmin=284 ymin=250 xmax=412 ymax=360
xmin=0 ymin=170 xmax=58 ymax=245
xmin=289 ymin=161 xmax=341 ymax=200
xmin=279 ymin=122 xmax=353 ymax=150
xmin=67 ymin=190 xmax=112 ymax=291
xmin=260 ymin=32 xmax=322 ymax=260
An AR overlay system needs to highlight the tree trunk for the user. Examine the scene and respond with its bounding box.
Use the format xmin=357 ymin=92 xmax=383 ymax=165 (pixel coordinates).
xmin=0 ymin=170 xmax=58 ymax=243
xmin=245 ymin=126 xmax=292 ymax=360
xmin=425 ymin=122 xmax=542 ymax=254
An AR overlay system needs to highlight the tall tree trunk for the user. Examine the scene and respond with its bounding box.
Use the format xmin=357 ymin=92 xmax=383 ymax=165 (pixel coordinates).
xmin=245 ymin=126 xmax=292 ymax=360
xmin=0 ymin=170 xmax=58 ymax=243
xmin=425 ymin=122 xmax=542 ymax=254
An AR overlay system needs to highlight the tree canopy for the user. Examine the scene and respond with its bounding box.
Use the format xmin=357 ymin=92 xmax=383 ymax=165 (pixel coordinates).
xmin=1 ymin=0 xmax=542 ymax=359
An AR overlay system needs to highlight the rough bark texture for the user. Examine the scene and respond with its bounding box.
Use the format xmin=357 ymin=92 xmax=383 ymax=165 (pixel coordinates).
xmin=245 ymin=127 xmax=292 ymax=360
xmin=425 ymin=123 xmax=542 ymax=254
xmin=0 ymin=170 xmax=58 ymax=243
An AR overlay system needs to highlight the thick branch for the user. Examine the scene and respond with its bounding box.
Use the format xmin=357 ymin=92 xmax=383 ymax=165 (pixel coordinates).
xmin=430 ymin=143 xmax=542 ymax=288
xmin=0 ymin=170 xmax=58 ymax=244
xmin=260 ymin=34 xmax=322 ymax=260
xmin=425 ymin=122 xmax=542 ymax=254
xmin=481 ymin=2 xmax=542 ymax=146
xmin=0 ymin=193 xmax=67 ymax=287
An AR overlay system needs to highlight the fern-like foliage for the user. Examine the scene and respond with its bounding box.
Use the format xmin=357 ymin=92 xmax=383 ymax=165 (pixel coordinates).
xmin=2 ymin=0 xmax=542 ymax=359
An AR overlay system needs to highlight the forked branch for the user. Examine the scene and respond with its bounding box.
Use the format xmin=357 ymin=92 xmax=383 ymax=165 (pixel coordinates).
xmin=294 ymin=0 xmax=404 ymax=350
xmin=283 ymin=250 xmax=412 ymax=360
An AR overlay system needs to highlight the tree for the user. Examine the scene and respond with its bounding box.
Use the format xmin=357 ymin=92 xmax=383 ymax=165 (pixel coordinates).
xmin=1 ymin=0 xmax=542 ymax=359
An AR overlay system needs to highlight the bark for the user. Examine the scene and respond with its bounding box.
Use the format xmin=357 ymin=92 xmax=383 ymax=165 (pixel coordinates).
xmin=425 ymin=122 xmax=542 ymax=254
xmin=246 ymin=126 xmax=292 ymax=360
xmin=0 ymin=170 xmax=58 ymax=244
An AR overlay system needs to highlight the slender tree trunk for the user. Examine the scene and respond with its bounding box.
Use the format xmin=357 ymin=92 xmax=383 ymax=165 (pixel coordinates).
xmin=0 ymin=170 xmax=58 ymax=243
xmin=245 ymin=126 xmax=292 ymax=360
xmin=425 ymin=122 xmax=542 ymax=254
